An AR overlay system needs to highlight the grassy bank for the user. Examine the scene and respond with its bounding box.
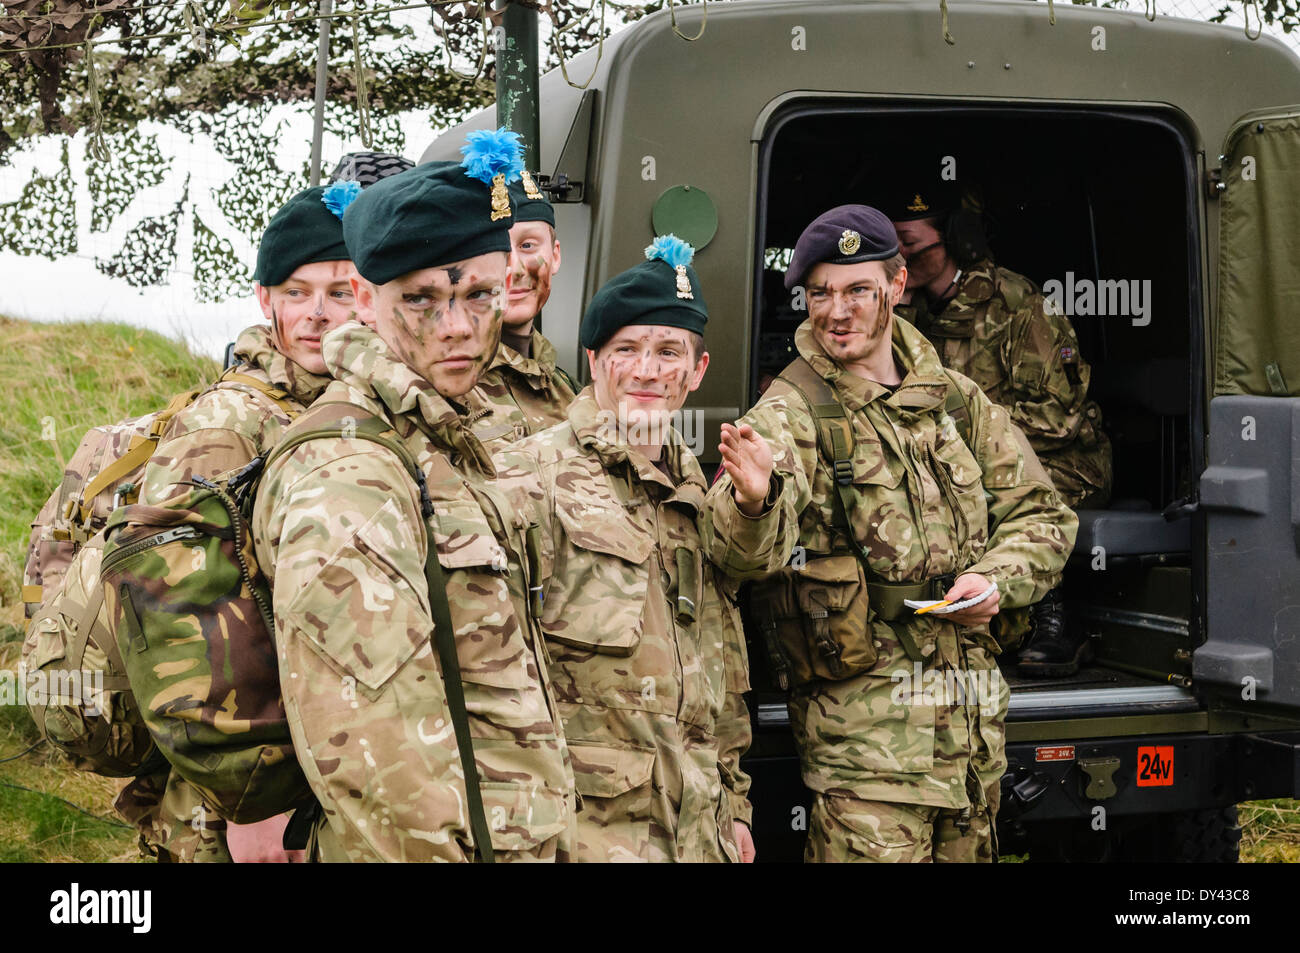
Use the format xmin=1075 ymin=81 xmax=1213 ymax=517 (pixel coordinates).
xmin=0 ymin=316 xmax=217 ymax=862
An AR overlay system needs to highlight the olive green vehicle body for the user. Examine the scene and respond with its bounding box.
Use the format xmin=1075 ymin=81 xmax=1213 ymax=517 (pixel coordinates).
xmin=424 ymin=0 xmax=1300 ymax=860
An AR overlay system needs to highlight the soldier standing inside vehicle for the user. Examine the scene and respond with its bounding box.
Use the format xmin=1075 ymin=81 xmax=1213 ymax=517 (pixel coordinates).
xmin=252 ymin=134 xmax=574 ymax=862
xmin=494 ymin=235 xmax=754 ymax=862
xmin=118 ymin=182 xmax=367 ymax=864
xmin=705 ymin=205 xmax=1076 ymax=862
xmin=467 ymin=173 xmax=577 ymax=450
xmin=886 ymin=184 xmax=1111 ymax=677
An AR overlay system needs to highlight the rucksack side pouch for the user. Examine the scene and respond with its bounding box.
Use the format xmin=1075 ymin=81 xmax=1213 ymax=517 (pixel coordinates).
xmin=745 ymin=554 xmax=874 ymax=687
xmin=100 ymin=476 xmax=310 ymax=823
xmin=21 ymin=534 xmax=164 ymax=777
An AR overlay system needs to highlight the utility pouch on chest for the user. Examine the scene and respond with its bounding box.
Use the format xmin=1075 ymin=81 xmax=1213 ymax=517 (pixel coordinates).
xmin=745 ymin=555 xmax=874 ymax=688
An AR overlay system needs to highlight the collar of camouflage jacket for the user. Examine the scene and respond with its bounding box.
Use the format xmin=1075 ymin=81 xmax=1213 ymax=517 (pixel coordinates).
xmin=793 ymin=317 xmax=953 ymax=416
xmin=566 ymin=387 xmax=707 ymax=501
xmin=321 ymin=322 xmax=496 ymax=474
xmin=489 ymin=326 xmax=560 ymax=388
xmin=232 ymin=324 xmax=333 ymax=405
xmin=927 ymin=257 xmax=1000 ymax=333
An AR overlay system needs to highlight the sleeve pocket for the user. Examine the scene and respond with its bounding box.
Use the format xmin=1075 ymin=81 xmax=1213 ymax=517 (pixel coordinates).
xmin=284 ymin=500 xmax=430 ymax=694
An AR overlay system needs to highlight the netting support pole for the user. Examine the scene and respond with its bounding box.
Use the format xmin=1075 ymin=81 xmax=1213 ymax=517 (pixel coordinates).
xmin=310 ymin=0 xmax=335 ymax=186
xmin=495 ymin=0 xmax=540 ymax=171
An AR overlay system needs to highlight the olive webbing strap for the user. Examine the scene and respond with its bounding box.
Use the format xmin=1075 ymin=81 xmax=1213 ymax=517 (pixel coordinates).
xmin=219 ymin=370 xmax=299 ymax=418
xmin=75 ymin=385 xmax=208 ymax=525
xmin=775 ymin=359 xmax=932 ymax=651
xmin=264 ymin=407 xmax=496 ymax=863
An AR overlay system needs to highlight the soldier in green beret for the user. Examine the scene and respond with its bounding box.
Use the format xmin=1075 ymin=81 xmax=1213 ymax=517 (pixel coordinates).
xmin=493 ymin=236 xmax=755 ymax=862
xmin=467 ymin=173 xmax=578 ymax=450
xmin=886 ymin=186 xmax=1111 ymax=676
xmin=252 ymin=132 xmax=574 ymax=862
xmin=117 ymin=182 xmax=365 ymax=864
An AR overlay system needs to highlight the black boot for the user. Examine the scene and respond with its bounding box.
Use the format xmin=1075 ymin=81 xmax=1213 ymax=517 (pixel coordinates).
xmin=1016 ymin=587 xmax=1092 ymax=678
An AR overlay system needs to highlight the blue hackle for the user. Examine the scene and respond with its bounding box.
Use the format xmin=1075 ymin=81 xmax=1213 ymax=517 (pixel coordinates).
xmin=459 ymin=127 xmax=525 ymax=186
xmin=321 ymin=180 xmax=362 ymax=220
xmin=644 ymin=234 xmax=695 ymax=269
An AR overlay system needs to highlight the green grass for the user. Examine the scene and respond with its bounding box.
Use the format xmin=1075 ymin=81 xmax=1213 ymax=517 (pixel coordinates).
xmin=0 ymin=315 xmax=218 ymax=607
xmin=0 ymin=316 xmax=217 ymax=862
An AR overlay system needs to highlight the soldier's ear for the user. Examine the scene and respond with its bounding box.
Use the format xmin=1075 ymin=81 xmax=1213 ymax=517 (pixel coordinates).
xmin=688 ymin=350 xmax=710 ymax=392
xmin=351 ymin=275 xmax=377 ymax=326
xmin=891 ymin=263 xmax=908 ymax=306
xmin=551 ymin=235 xmax=561 ymax=275
xmin=255 ymin=283 xmax=273 ymax=323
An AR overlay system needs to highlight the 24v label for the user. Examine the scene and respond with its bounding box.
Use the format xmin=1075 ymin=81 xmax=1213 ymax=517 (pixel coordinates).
xmin=1136 ymin=745 xmax=1174 ymax=786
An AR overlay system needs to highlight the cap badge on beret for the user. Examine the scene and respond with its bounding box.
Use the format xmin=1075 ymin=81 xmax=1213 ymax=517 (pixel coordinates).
xmin=908 ymin=194 xmax=930 ymax=213
xmin=838 ymin=229 xmax=861 ymax=256
xmin=460 ymin=127 xmax=526 ymax=223
xmin=645 ymin=234 xmax=696 ymax=300
xmin=520 ymin=170 xmax=545 ymax=201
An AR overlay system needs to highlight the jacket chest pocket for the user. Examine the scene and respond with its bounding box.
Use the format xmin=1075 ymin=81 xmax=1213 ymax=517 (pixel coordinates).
xmin=431 ymin=498 xmax=538 ymax=694
xmin=927 ymin=426 xmax=988 ymax=553
xmin=541 ymin=493 xmax=655 ymax=657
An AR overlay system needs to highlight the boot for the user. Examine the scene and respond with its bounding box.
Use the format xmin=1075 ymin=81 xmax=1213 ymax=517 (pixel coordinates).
xmin=1016 ymin=587 xmax=1092 ymax=678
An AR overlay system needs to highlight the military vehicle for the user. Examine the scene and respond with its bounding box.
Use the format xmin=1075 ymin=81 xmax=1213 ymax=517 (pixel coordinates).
xmin=424 ymin=0 xmax=1300 ymax=861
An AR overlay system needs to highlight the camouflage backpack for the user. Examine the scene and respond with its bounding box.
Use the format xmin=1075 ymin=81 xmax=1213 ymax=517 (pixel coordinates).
xmin=20 ymin=372 xmax=295 ymax=779
xmin=97 ymin=403 xmax=494 ymax=857
xmin=98 ymin=454 xmax=311 ymax=822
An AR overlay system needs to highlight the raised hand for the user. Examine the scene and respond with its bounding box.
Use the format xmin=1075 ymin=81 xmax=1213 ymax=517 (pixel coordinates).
xmin=719 ymin=422 xmax=774 ymax=517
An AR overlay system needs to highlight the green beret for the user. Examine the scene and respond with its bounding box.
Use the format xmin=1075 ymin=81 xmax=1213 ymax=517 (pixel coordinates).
xmin=253 ymin=186 xmax=351 ymax=287
xmin=581 ymin=236 xmax=707 ymax=351
xmin=507 ymin=172 xmax=555 ymax=228
xmin=343 ymin=160 xmax=512 ymax=285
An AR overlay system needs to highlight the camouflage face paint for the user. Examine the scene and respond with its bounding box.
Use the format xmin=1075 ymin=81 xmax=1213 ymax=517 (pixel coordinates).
xmin=444 ymin=266 xmax=464 ymax=286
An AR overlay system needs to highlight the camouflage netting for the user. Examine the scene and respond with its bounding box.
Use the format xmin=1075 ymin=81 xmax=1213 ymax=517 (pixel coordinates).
xmin=0 ymin=140 xmax=77 ymax=259
xmin=87 ymin=133 xmax=168 ymax=234
xmin=0 ymin=0 xmax=1293 ymax=300
xmin=95 ymin=177 xmax=189 ymax=287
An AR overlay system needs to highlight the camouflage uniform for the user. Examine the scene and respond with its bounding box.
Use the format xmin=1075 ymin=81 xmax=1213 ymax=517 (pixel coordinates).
xmin=494 ymin=389 xmax=752 ymax=862
xmin=902 ymin=259 xmax=1112 ymax=509
xmin=705 ymin=318 xmax=1077 ymax=862
xmin=121 ymin=323 xmax=329 ymax=863
xmin=251 ymin=324 xmax=574 ymax=863
xmin=466 ymin=328 xmax=577 ymax=452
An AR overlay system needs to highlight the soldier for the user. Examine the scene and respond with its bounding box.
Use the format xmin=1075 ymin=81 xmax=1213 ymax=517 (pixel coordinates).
xmin=118 ymin=183 xmax=364 ymax=863
xmin=704 ymin=205 xmax=1077 ymax=862
xmin=494 ymin=235 xmax=754 ymax=862
xmin=466 ymin=173 xmax=577 ymax=450
xmin=887 ymin=185 xmax=1111 ymax=676
xmin=251 ymin=136 xmax=574 ymax=862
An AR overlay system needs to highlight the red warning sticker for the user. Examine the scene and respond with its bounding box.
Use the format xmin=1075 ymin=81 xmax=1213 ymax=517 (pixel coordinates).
xmin=1035 ymin=745 xmax=1076 ymax=762
xmin=1136 ymin=745 xmax=1175 ymax=786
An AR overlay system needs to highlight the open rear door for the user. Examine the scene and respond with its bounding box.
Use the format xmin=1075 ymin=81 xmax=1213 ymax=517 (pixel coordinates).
xmin=1197 ymin=108 xmax=1300 ymax=711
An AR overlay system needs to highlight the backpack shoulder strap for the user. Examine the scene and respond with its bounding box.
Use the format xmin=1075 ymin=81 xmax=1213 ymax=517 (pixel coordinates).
xmin=262 ymin=401 xmax=496 ymax=864
xmin=219 ymin=368 xmax=300 ymax=419
xmin=776 ymin=357 xmax=856 ymax=487
xmin=75 ymin=386 xmax=207 ymax=525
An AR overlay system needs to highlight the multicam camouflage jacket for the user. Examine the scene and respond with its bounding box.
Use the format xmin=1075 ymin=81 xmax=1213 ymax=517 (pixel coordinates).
xmin=139 ymin=324 xmax=330 ymax=503
xmin=704 ymin=318 xmax=1077 ymax=810
xmin=494 ymin=390 xmax=752 ymax=863
xmin=899 ymin=259 xmax=1112 ymax=508
xmin=466 ymin=328 xmax=577 ymax=452
xmin=251 ymin=323 xmax=574 ymax=863
xmin=122 ymin=322 xmax=330 ymax=864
